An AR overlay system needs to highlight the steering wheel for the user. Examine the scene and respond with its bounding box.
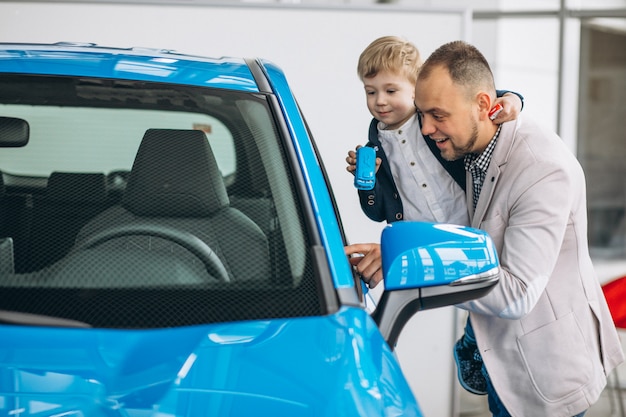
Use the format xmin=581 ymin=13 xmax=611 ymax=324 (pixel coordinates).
xmin=77 ymin=224 xmax=231 ymax=282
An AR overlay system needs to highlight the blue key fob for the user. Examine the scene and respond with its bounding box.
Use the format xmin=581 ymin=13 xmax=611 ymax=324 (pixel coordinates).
xmin=354 ymin=146 xmax=376 ymax=190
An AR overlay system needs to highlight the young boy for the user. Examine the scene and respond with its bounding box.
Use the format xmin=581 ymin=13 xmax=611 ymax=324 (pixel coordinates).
xmin=345 ymin=36 xmax=523 ymax=226
xmin=344 ymin=35 xmax=524 ymax=397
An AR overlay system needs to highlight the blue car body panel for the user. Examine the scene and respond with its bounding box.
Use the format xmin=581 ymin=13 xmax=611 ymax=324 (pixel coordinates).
xmin=0 ymin=44 xmax=424 ymax=416
xmin=0 ymin=308 xmax=420 ymax=416
xmin=0 ymin=44 xmax=259 ymax=91
xmin=382 ymin=222 xmax=500 ymax=290
xmin=258 ymin=59 xmax=354 ymax=289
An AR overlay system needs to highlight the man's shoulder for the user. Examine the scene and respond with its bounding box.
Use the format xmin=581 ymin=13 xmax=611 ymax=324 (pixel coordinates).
xmin=500 ymin=116 xmax=581 ymax=173
xmin=504 ymin=117 xmax=567 ymax=154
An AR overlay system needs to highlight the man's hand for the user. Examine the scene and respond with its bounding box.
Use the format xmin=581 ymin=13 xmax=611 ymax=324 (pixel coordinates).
xmin=345 ymin=243 xmax=383 ymax=288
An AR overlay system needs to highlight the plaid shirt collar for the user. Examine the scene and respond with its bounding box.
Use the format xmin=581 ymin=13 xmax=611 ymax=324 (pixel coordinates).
xmin=464 ymin=124 xmax=502 ymax=173
xmin=464 ymin=124 xmax=502 ymax=209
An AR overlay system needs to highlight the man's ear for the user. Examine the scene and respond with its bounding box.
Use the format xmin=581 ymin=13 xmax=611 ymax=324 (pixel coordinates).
xmin=476 ymin=92 xmax=493 ymax=120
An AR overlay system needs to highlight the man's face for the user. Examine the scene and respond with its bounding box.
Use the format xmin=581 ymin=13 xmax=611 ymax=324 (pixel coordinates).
xmin=414 ymin=66 xmax=479 ymax=161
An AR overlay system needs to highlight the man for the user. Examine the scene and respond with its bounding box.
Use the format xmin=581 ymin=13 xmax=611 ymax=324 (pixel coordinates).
xmin=410 ymin=40 xmax=623 ymax=417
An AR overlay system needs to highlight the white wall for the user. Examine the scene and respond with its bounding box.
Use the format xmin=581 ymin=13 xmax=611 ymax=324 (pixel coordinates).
xmin=472 ymin=18 xmax=561 ymax=133
xmin=0 ymin=3 xmax=471 ymax=416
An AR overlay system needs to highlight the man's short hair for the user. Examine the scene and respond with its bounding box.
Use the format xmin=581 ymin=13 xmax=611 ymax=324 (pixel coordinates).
xmin=418 ymin=40 xmax=496 ymax=96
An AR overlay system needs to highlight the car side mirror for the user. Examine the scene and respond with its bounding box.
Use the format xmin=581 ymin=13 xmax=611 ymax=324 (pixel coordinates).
xmin=372 ymin=222 xmax=499 ymax=349
xmin=0 ymin=116 xmax=29 ymax=147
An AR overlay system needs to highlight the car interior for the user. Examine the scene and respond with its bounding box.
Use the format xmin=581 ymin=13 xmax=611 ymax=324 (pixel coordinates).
xmin=0 ymin=74 xmax=326 ymax=328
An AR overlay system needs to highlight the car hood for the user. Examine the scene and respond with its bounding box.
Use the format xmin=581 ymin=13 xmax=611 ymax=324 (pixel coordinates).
xmin=0 ymin=307 xmax=420 ymax=417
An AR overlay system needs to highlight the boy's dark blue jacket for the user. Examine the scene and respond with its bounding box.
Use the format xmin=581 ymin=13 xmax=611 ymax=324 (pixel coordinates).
xmin=358 ymin=90 xmax=523 ymax=224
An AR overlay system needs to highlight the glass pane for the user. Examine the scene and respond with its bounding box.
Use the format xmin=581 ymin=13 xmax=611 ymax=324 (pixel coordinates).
xmin=0 ymin=74 xmax=320 ymax=327
xmin=0 ymin=106 xmax=234 ymax=177
xmin=578 ymin=20 xmax=626 ymax=259
xmin=390 ymin=0 xmax=560 ymax=11
xmin=567 ymin=0 xmax=626 ymax=9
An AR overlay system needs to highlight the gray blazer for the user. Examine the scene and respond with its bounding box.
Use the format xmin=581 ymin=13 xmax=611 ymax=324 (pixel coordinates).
xmin=458 ymin=116 xmax=624 ymax=417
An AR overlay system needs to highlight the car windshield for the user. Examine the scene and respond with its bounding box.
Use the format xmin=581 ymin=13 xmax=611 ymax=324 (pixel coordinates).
xmin=0 ymin=74 xmax=321 ymax=328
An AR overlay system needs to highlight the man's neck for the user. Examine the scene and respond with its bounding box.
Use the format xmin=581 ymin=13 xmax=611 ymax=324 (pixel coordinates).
xmin=474 ymin=124 xmax=500 ymax=154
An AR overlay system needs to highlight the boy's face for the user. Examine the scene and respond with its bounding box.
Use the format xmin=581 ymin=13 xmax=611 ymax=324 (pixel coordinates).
xmin=363 ymin=70 xmax=416 ymax=130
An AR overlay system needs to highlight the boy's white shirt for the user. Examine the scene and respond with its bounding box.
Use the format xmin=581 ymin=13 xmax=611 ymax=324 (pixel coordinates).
xmin=378 ymin=113 xmax=469 ymax=226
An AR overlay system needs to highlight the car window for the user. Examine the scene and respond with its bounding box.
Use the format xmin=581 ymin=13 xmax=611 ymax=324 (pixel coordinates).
xmin=0 ymin=106 xmax=236 ymax=178
xmin=0 ymin=74 xmax=320 ymax=328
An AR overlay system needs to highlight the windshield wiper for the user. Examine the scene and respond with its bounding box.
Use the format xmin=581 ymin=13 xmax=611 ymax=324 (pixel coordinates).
xmin=0 ymin=309 xmax=92 ymax=328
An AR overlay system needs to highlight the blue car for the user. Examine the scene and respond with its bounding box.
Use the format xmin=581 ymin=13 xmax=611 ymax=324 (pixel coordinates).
xmin=0 ymin=43 xmax=499 ymax=416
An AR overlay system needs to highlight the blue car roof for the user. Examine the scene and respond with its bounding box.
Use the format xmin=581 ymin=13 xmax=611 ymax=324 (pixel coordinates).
xmin=0 ymin=42 xmax=260 ymax=92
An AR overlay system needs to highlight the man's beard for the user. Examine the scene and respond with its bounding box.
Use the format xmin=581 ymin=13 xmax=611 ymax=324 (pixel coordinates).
xmin=441 ymin=119 xmax=479 ymax=161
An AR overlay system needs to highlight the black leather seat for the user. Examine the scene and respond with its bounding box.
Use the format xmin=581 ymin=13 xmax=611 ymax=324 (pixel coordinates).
xmin=0 ymin=171 xmax=33 ymax=273
xmin=27 ymin=172 xmax=110 ymax=272
xmin=0 ymin=173 xmax=14 ymax=274
xmin=74 ymin=128 xmax=270 ymax=283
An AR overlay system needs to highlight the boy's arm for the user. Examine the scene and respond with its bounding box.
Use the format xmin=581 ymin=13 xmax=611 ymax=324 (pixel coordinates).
xmin=494 ymin=89 xmax=524 ymax=124
xmin=497 ymin=90 xmax=524 ymax=109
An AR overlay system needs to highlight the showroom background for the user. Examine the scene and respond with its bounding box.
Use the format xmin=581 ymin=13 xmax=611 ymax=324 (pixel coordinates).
xmin=0 ymin=1 xmax=624 ymax=416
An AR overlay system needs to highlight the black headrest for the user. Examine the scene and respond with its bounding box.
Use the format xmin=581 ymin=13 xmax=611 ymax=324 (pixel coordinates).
xmin=46 ymin=172 xmax=107 ymax=203
xmin=123 ymin=129 xmax=229 ymax=217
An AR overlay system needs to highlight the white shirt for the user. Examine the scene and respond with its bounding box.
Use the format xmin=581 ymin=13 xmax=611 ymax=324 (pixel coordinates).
xmin=378 ymin=114 xmax=469 ymax=225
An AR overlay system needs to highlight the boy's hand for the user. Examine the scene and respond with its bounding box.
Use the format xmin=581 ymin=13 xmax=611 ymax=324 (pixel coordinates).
xmin=346 ymin=145 xmax=381 ymax=175
xmin=492 ymin=93 xmax=522 ymax=124
xmin=345 ymin=243 xmax=383 ymax=288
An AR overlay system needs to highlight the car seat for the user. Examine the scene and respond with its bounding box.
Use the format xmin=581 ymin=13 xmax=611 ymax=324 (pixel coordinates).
xmin=74 ymin=128 xmax=270 ymax=283
xmin=27 ymin=172 xmax=111 ymax=272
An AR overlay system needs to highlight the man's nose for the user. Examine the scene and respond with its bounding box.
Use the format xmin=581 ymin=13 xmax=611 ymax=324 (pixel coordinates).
xmin=421 ymin=116 xmax=435 ymax=136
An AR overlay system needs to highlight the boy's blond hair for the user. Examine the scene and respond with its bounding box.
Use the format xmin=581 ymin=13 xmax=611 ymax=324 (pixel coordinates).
xmin=357 ymin=36 xmax=422 ymax=84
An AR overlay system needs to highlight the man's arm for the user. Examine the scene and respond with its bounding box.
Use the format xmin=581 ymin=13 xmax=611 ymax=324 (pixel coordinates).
xmin=345 ymin=243 xmax=383 ymax=289
xmin=457 ymin=161 xmax=574 ymax=319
